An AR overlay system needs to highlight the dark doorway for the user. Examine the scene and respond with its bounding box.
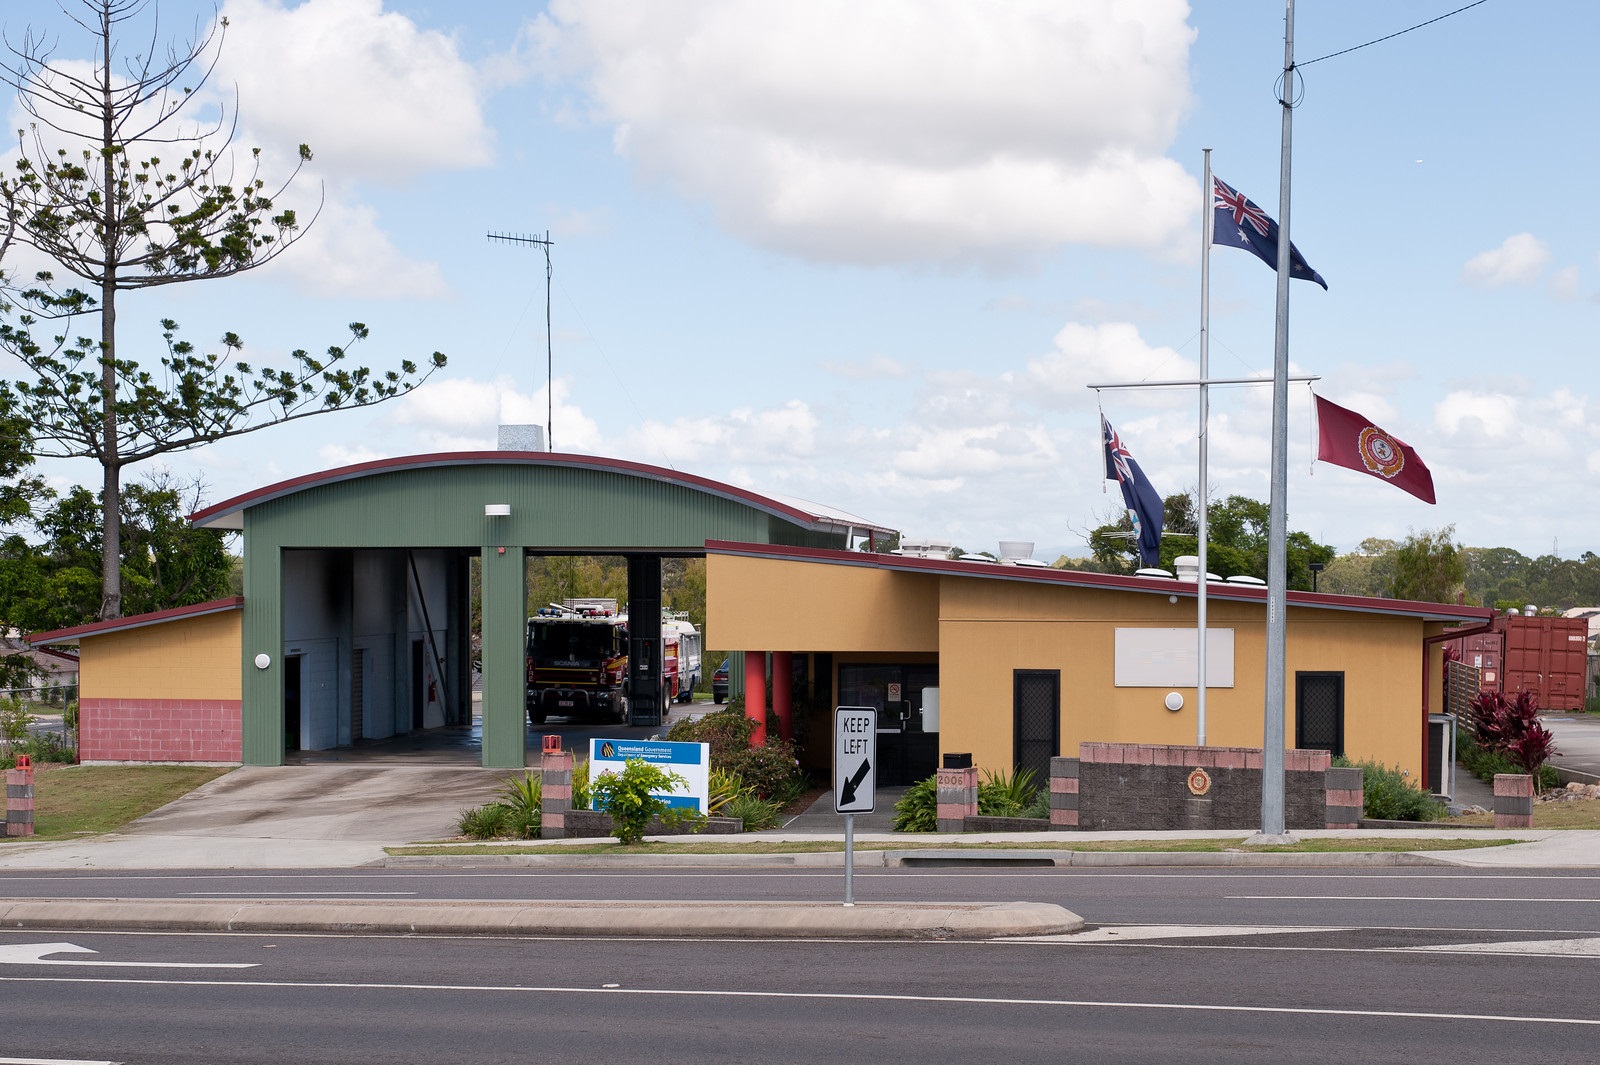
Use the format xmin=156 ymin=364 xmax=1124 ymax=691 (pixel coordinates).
xmin=284 ymin=655 xmax=303 ymax=751
xmin=1013 ymin=670 xmax=1060 ymax=782
xmin=1295 ymin=671 xmax=1345 ymax=756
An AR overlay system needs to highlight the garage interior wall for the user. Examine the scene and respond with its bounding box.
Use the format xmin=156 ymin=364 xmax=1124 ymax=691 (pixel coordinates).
xmin=281 ymin=547 xmax=467 ymax=754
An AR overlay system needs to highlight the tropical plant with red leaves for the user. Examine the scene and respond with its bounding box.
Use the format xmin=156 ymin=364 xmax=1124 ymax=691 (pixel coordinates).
xmin=1467 ymin=689 xmax=1559 ymax=787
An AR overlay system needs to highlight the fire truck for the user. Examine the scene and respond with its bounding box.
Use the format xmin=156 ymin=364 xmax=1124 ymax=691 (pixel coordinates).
xmin=525 ymin=600 xmax=703 ymax=725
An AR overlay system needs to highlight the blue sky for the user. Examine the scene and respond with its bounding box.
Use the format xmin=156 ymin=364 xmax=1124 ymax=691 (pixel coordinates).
xmin=4 ymin=0 xmax=1596 ymax=564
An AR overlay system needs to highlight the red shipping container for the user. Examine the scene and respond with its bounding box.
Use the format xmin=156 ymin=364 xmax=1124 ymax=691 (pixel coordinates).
xmin=1443 ymin=630 xmax=1504 ymax=694
xmin=1493 ymin=615 xmax=1589 ymax=711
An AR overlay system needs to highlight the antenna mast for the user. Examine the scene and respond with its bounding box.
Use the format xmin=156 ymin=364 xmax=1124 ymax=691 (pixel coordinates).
xmin=487 ymin=230 xmax=555 ymax=450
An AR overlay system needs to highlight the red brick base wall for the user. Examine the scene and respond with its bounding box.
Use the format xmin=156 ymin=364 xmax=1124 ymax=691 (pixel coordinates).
xmin=80 ymin=698 xmax=242 ymax=763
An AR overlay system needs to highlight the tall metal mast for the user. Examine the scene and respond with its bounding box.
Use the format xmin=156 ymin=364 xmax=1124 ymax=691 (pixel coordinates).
xmin=1259 ymin=0 xmax=1298 ymax=840
xmin=488 ymin=230 xmax=555 ymax=450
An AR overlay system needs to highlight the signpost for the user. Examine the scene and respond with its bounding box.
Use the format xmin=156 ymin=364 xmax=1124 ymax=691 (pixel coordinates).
xmin=834 ymin=706 xmax=877 ymax=905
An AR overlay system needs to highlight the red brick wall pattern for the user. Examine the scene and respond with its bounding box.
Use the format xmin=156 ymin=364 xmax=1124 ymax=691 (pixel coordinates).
xmin=79 ymin=698 xmax=242 ymax=763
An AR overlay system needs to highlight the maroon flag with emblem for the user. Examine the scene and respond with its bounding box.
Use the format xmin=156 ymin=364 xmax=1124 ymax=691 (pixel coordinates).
xmin=1314 ymin=395 xmax=1436 ymax=504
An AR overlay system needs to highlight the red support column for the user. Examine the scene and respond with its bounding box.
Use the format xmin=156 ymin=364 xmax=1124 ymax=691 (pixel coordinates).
xmin=771 ymin=650 xmax=793 ymax=742
xmin=745 ymin=651 xmax=768 ymax=747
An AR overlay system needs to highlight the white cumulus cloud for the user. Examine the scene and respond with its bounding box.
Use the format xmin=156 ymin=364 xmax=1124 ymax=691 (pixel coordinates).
xmin=1461 ymin=233 xmax=1550 ymax=288
xmin=535 ymin=0 xmax=1198 ymax=266
xmin=217 ymin=0 xmax=495 ymax=183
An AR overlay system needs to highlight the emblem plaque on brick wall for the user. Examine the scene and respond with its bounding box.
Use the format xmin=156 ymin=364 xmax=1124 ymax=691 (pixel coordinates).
xmin=1186 ymin=767 xmax=1212 ymax=796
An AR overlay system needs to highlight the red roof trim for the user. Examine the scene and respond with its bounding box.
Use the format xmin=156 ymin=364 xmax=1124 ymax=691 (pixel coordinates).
xmin=28 ymin=597 xmax=245 ymax=646
xmin=189 ymin=451 xmax=889 ymax=533
xmin=703 ymin=541 xmax=1495 ymax=623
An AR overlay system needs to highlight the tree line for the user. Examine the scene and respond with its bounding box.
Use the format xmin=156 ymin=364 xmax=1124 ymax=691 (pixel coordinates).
xmin=1076 ymin=493 xmax=1597 ymax=612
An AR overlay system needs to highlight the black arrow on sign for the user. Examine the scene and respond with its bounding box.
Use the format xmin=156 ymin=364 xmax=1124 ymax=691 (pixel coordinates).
xmin=839 ymin=758 xmax=872 ymax=807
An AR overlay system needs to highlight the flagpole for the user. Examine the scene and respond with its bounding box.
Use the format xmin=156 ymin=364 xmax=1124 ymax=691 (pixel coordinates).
xmin=1198 ymin=148 xmax=1213 ymax=747
xmin=1258 ymin=0 xmax=1297 ymax=841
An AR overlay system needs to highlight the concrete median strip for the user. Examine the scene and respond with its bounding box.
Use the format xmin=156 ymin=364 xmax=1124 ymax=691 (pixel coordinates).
xmin=0 ymin=898 xmax=1083 ymax=941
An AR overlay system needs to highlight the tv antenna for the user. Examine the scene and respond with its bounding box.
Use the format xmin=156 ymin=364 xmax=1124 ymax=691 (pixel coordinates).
xmin=487 ymin=230 xmax=554 ymax=450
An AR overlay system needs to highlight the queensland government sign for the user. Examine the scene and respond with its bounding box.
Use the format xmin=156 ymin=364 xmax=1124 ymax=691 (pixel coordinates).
xmin=590 ymin=738 xmax=710 ymax=812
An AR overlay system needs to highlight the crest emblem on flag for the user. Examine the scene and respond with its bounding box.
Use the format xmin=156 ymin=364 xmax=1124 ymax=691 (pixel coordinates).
xmin=1357 ymin=426 xmax=1405 ymax=479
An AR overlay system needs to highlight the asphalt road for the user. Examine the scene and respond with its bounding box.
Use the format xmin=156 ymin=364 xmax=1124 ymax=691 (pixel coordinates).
xmin=1 ymin=892 xmax=1597 ymax=1065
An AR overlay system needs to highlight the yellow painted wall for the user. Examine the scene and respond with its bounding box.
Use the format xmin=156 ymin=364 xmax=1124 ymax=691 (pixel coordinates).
xmin=80 ymin=610 xmax=243 ymax=701
xmin=709 ymin=554 xmax=1434 ymax=780
xmin=707 ymin=554 xmax=938 ymax=652
xmin=937 ymin=577 xmax=1424 ymax=777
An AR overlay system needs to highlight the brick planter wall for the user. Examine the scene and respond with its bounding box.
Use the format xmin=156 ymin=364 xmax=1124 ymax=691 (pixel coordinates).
xmin=1051 ymin=743 xmax=1346 ymax=832
xmin=79 ymin=698 xmax=242 ymax=763
xmin=1493 ymin=773 xmax=1534 ymax=829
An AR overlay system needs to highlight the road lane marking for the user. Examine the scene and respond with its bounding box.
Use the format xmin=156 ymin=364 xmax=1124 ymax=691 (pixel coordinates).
xmin=0 ymin=1057 xmax=118 ymax=1064
xmin=0 ymin=943 xmax=258 ymax=969
xmin=1385 ymin=937 xmax=1600 ymax=958
xmin=1228 ymin=896 xmax=1600 ymax=903
xmin=0 ymin=973 xmax=1597 ymax=1027
xmin=182 ymin=882 xmax=419 ymax=889
xmin=1063 ymin=924 xmax=1353 ymax=943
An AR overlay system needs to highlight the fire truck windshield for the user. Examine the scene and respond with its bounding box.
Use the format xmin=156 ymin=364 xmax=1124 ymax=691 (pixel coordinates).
xmin=530 ymin=622 xmax=616 ymax=665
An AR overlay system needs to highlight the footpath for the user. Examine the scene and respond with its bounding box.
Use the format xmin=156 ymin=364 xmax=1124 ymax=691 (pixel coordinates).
xmin=1 ymin=761 xmax=1598 ymax=940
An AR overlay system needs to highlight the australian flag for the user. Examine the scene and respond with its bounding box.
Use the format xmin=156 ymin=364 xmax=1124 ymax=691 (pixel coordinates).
xmin=1102 ymin=415 xmax=1164 ymax=569
xmin=1212 ymin=176 xmax=1327 ymax=290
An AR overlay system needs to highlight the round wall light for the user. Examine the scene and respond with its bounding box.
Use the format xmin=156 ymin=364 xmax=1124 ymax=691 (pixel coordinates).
xmin=1163 ymin=691 xmax=1184 ymax=712
xmin=254 ymin=653 xmax=271 ymax=670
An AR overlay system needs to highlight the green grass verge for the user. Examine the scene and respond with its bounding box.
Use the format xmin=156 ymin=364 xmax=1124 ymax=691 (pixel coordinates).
xmin=387 ymin=836 xmax=1517 ymax=857
xmin=1442 ymin=800 xmax=1600 ymax=830
xmin=3 ymin=765 xmax=231 ymax=841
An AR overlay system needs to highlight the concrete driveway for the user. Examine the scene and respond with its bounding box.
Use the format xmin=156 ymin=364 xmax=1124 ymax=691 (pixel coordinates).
xmin=1546 ymin=713 xmax=1600 ymax=780
xmin=0 ymin=765 xmax=510 ymax=870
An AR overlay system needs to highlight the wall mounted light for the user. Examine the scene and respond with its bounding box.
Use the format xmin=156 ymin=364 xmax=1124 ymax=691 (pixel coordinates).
xmin=1163 ymin=691 xmax=1184 ymax=712
xmin=485 ymin=503 xmax=511 ymax=517
xmin=254 ymin=653 xmax=271 ymax=670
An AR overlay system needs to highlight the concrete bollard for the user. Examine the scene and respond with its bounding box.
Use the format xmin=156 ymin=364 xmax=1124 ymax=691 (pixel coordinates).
xmin=540 ymin=746 xmax=574 ymax=840
xmin=6 ymin=757 xmax=34 ymax=837
xmin=1049 ymin=756 xmax=1080 ymax=829
xmin=1324 ymin=765 xmax=1364 ymax=828
xmin=936 ymin=757 xmax=977 ymax=833
xmin=1493 ymin=773 xmax=1534 ymax=829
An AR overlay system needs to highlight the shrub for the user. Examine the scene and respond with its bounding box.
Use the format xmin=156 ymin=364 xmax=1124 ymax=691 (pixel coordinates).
xmin=592 ymin=757 xmax=693 ymax=845
xmin=708 ymin=767 xmax=750 ymax=815
xmin=978 ymin=767 xmax=1039 ymax=817
xmin=1458 ymin=728 xmax=1559 ymax=790
xmin=1467 ymin=689 xmax=1559 ymax=785
xmin=667 ymin=706 xmax=755 ymax=764
xmin=0 ymin=698 xmax=31 ymax=757
xmin=458 ymin=803 xmax=513 ymax=839
xmin=493 ymin=772 xmax=542 ymax=839
xmin=22 ymin=731 xmax=76 ymax=765
xmin=721 ymin=738 xmax=807 ymax=804
xmin=1334 ymin=757 xmax=1442 ymax=822
xmin=892 ymin=775 xmax=937 ymax=832
xmin=721 ymin=793 xmax=781 ymax=831
xmin=572 ymin=758 xmax=591 ymax=811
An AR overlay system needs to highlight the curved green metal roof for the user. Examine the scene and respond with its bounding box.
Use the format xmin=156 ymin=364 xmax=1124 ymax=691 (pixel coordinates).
xmin=191 ymin=451 xmax=895 ymax=550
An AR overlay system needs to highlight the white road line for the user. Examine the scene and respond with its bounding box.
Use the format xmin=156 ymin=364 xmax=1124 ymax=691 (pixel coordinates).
xmin=0 ymin=1058 xmax=118 ymax=1064
xmin=183 ymin=882 xmax=419 ymax=889
xmin=7 ymin=871 xmax=1600 ymax=882
xmin=1056 ymin=924 xmax=1352 ymax=943
xmin=1386 ymin=937 xmax=1600 ymax=958
xmin=1228 ymin=895 xmax=1600 ymax=903
xmin=0 ymin=973 xmax=1597 ymax=1027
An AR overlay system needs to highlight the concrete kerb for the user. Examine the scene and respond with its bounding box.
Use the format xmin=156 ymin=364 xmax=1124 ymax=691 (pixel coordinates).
xmin=0 ymin=898 xmax=1082 ymax=941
